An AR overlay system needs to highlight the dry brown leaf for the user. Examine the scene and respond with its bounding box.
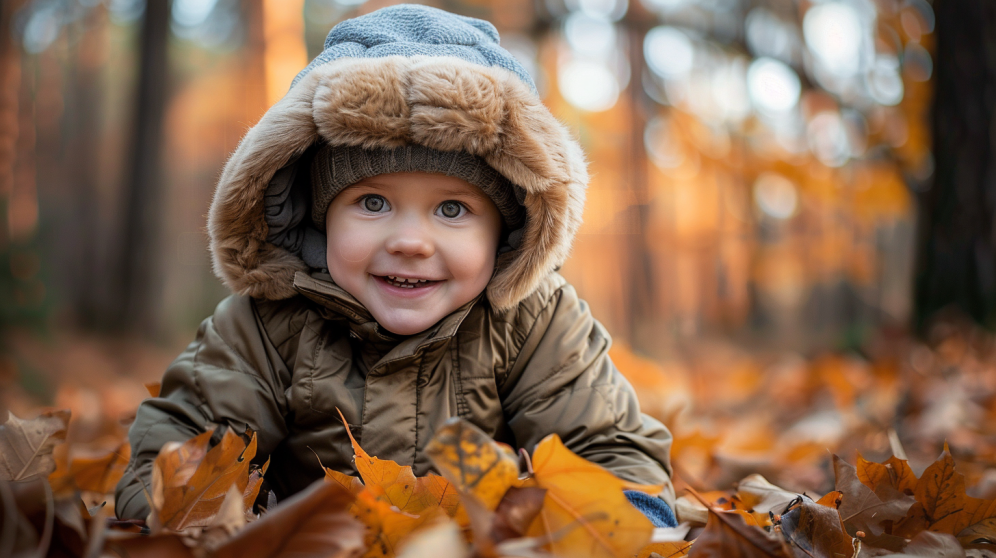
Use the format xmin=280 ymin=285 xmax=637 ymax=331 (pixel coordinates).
xmin=895 ymin=445 xmax=996 ymax=539
xmin=957 ymin=517 xmax=996 ymax=546
xmin=493 ymin=486 xmax=547 ymax=542
xmin=104 ymin=532 xmax=195 ymax=558
xmin=59 ymin=441 xmax=131 ymax=495
xmin=873 ymin=531 xmax=965 ymax=557
xmin=524 ymin=434 xmax=655 ymax=558
xmin=779 ymin=495 xmax=858 ymax=558
xmin=0 ymin=410 xmax=71 ymax=482
xmin=687 ymin=506 xmax=793 ymax=558
xmin=637 ymin=541 xmax=694 ymax=558
xmin=151 ymin=428 xmax=257 ymax=532
xmin=213 ymin=479 xmax=364 ymax=558
xmin=243 ymin=457 xmax=270 ymax=514
xmin=424 ymin=417 xmax=520 ymax=511
xmin=857 ymin=454 xmax=916 ymax=496
xmin=832 ymin=455 xmax=911 ymax=552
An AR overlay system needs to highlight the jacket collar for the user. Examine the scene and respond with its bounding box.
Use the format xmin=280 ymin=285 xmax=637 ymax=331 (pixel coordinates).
xmin=292 ymin=271 xmax=481 ymax=349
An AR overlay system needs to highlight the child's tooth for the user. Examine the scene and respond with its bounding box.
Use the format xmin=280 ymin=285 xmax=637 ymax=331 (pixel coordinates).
xmin=388 ymin=276 xmax=396 ymax=280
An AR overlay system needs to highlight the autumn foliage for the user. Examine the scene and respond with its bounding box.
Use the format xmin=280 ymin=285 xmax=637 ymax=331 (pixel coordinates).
xmin=3 ymin=322 xmax=996 ymax=557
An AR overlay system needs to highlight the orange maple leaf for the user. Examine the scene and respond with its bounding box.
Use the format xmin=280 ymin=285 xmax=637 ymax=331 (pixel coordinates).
xmin=334 ymin=409 xmax=460 ymax=517
xmin=894 ymin=444 xmax=996 ymax=539
xmin=151 ymin=428 xmax=257 ymax=531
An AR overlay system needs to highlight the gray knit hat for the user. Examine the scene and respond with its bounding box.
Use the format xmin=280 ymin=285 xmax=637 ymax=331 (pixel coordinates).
xmin=310 ymin=143 xmax=526 ymax=230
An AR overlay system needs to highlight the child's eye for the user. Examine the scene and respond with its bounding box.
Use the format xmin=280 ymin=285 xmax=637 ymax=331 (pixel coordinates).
xmin=437 ymin=201 xmax=466 ymax=219
xmin=362 ymin=195 xmax=388 ymax=212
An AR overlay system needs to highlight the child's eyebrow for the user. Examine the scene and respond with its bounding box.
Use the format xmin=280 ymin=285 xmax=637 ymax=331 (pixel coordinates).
xmin=434 ymin=187 xmax=489 ymax=201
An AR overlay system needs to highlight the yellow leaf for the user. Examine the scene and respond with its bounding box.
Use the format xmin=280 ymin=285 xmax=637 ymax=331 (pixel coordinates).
xmin=526 ymin=434 xmax=654 ymax=558
xmin=425 ymin=418 xmax=520 ymax=510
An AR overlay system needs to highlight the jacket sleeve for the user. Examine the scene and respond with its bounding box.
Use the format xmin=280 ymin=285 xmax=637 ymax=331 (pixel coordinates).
xmin=114 ymin=295 xmax=295 ymax=520
xmin=499 ymin=281 xmax=676 ymax=507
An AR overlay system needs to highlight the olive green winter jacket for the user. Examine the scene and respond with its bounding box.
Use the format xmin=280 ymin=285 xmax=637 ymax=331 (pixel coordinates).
xmin=115 ymin=5 xmax=674 ymax=520
xmin=115 ymin=270 xmax=675 ymax=520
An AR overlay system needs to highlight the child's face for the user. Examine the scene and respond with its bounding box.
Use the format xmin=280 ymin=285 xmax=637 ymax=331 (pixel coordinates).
xmin=325 ymin=172 xmax=503 ymax=336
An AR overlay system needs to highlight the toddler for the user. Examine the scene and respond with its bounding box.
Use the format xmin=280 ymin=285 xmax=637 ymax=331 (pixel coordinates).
xmin=116 ymin=4 xmax=675 ymax=524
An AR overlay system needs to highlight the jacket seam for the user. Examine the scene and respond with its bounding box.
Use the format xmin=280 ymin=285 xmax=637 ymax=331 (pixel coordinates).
xmin=413 ymin=353 xmax=427 ymax=466
xmin=504 ymin=287 xmax=564 ymax=386
xmin=451 ymin=333 xmax=468 ymax=418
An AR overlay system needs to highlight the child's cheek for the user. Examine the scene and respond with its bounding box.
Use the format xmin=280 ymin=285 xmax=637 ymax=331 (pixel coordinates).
xmin=328 ymin=224 xmax=376 ymax=264
xmin=443 ymin=227 xmax=498 ymax=281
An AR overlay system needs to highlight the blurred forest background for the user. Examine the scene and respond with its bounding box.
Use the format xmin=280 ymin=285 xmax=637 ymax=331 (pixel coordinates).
xmin=2 ymin=0 xmax=996 ymax=493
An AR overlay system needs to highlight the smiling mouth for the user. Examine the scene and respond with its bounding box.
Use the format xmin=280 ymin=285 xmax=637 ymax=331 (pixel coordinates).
xmin=377 ymin=275 xmax=441 ymax=289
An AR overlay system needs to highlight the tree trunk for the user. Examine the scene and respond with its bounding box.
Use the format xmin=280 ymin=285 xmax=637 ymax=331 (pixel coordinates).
xmin=913 ymin=0 xmax=996 ymax=332
xmin=113 ymin=0 xmax=171 ymax=335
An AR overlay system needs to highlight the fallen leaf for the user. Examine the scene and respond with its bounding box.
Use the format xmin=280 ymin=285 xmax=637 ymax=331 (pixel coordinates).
xmin=213 ymin=479 xmax=364 ymax=558
xmin=832 ymin=455 xmax=911 ymax=551
xmin=396 ymin=520 xmax=470 ymax=558
xmin=424 ymin=417 xmax=520 ymax=510
xmin=817 ymin=491 xmax=844 ymax=509
xmin=895 ymin=445 xmax=996 ymax=538
xmin=874 ymin=531 xmax=965 ymax=557
xmin=674 ymin=492 xmax=736 ymax=525
xmin=104 ymin=532 xmax=195 ymax=558
xmin=352 ymin=488 xmax=444 ymax=558
xmin=525 ymin=434 xmax=655 ymax=558
xmin=957 ymin=517 xmax=996 ymax=546
xmin=64 ymin=441 xmax=131 ymax=495
xmin=687 ymin=505 xmax=793 ymax=558
xmin=197 ymin=485 xmax=250 ymax=551
xmin=637 ymin=541 xmax=693 ymax=558
xmin=151 ymin=427 xmax=257 ymax=531
xmin=243 ymin=457 xmax=270 ymax=513
xmin=736 ymin=475 xmax=798 ymax=515
xmin=339 ymin=410 xmax=460 ymax=517
xmin=778 ymin=495 xmax=858 ymax=558
xmin=0 ymin=410 xmax=71 ymax=482
xmin=326 ymin=467 xmax=364 ymax=495
xmin=857 ymin=454 xmax=917 ymax=496
xmin=493 ymin=486 xmax=547 ymax=542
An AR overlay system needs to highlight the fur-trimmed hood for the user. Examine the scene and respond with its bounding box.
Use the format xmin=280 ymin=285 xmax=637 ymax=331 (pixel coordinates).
xmin=207 ymin=5 xmax=588 ymax=312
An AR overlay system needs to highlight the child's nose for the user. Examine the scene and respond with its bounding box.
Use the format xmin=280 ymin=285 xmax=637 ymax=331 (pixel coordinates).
xmin=384 ymin=221 xmax=435 ymax=257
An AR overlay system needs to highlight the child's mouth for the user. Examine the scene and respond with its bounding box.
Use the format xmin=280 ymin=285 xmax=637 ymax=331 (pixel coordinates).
xmin=377 ymin=275 xmax=440 ymax=289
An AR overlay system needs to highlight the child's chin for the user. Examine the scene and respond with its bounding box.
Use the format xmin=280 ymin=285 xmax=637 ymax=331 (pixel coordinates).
xmin=375 ymin=313 xmax=439 ymax=336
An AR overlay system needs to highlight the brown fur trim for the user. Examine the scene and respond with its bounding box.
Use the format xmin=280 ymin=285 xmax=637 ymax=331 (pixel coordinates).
xmin=208 ymin=55 xmax=588 ymax=311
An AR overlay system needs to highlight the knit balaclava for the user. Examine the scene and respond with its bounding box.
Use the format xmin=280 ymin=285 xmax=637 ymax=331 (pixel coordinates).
xmin=308 ymin=143 xmax=526 ymax=232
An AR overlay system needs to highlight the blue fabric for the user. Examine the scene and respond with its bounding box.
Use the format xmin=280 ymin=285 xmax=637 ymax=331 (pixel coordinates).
xmin=291 ymin=4 xmax=536 ymax=93
xmin=625 ymin=490 xmax=678 ymax=528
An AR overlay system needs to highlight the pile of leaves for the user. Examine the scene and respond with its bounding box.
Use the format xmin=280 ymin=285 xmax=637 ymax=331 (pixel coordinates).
xmin=3 ymin=391 xmax=996 ymax=557
xmin=3 ymin=316 xmax=996 ymax=556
